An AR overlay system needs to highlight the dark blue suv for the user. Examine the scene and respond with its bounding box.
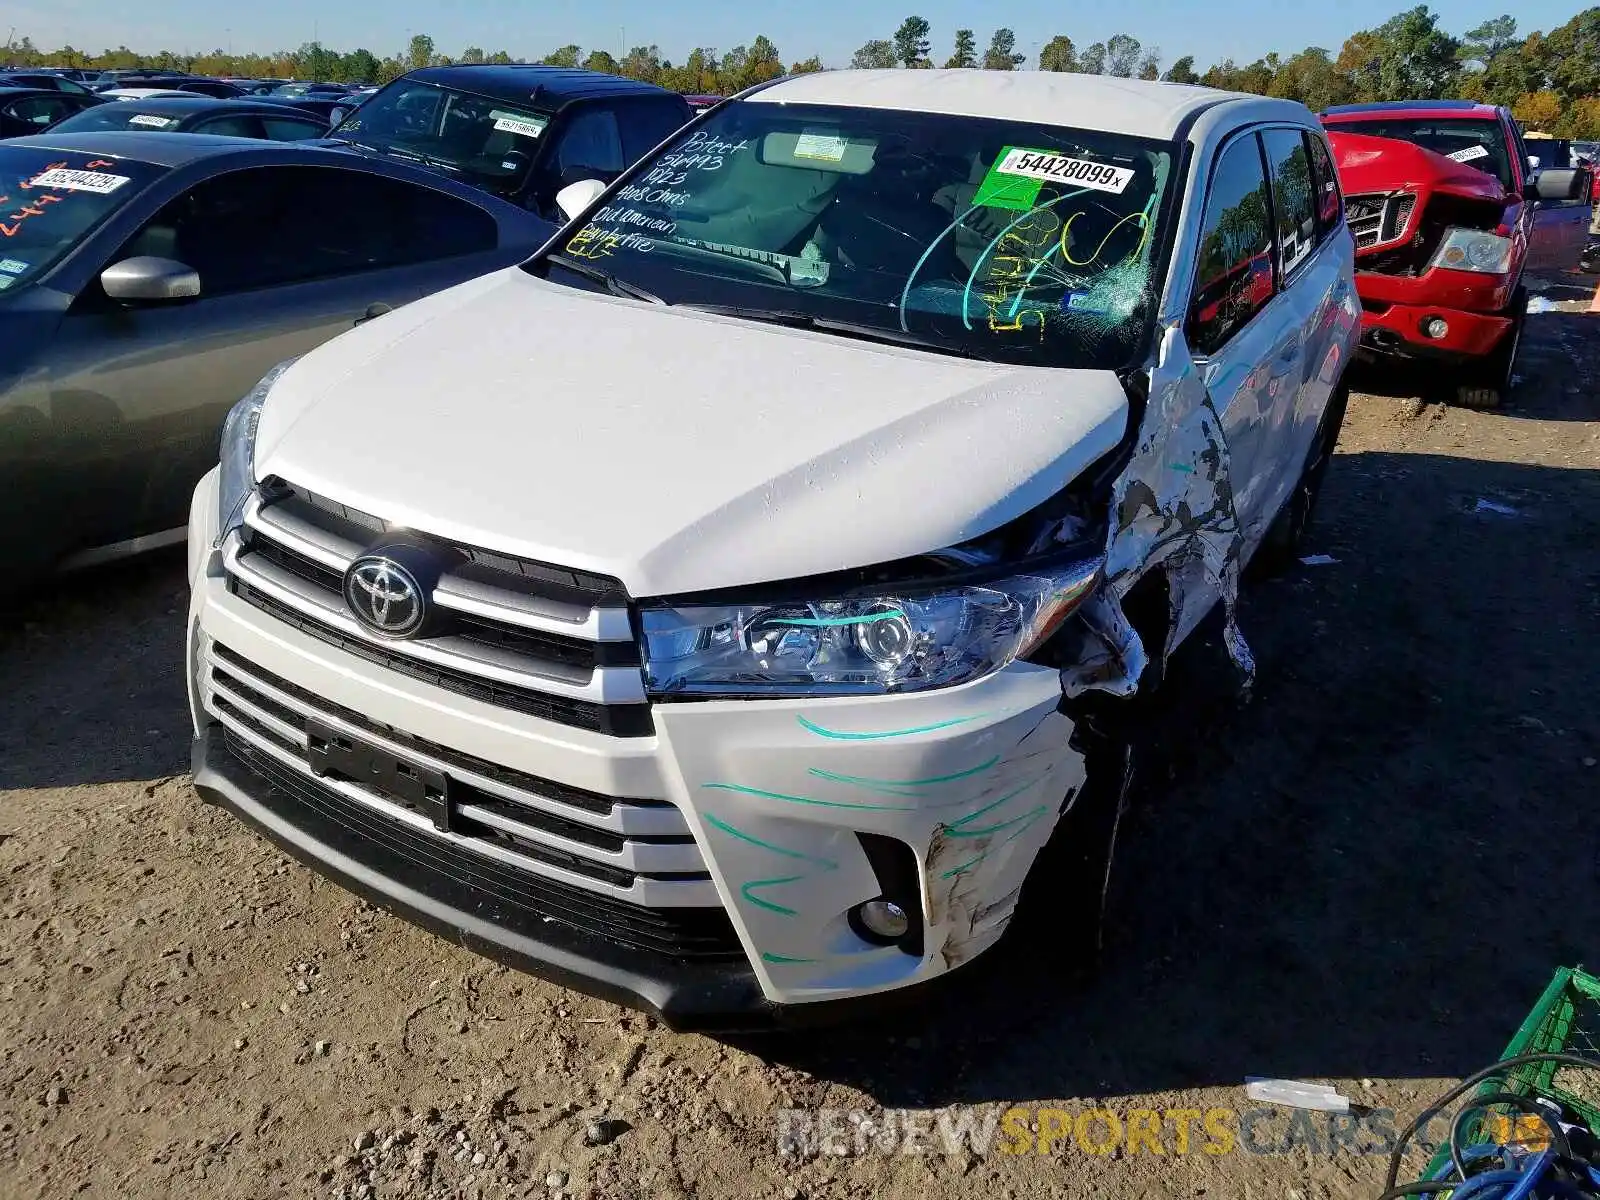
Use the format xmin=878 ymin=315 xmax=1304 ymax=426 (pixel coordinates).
xmin=328 ymin=65 xmax=693 ymax=221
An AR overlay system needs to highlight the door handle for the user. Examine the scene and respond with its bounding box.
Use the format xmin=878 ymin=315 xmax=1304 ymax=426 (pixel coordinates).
xmin=355 ymin=302 xmax=392 ymax=327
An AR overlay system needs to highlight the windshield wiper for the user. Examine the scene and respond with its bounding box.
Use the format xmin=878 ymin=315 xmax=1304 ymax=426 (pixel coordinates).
xmin=543 ymin=254 xmax=664 ymax=304
xmin=679 ymin=305 xmax=984 ymax=359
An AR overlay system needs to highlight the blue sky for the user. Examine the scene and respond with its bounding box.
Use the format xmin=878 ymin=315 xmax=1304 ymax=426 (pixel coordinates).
xmin=8 ymin=0 xmax=1588 ymax=71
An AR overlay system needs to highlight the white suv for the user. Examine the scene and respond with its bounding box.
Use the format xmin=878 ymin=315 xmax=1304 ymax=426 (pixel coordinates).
xmin=184 ymin=71 xmax=1360 ymax=1027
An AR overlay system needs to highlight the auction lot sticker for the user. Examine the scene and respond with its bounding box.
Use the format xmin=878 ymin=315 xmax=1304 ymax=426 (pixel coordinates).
xmin=973 ymin=146 xmax=1134 ymax=210
xmin=29 ymin=168 xmax=132 ymax=194
xmin=490 ymin=111 xmax=547 ymax=139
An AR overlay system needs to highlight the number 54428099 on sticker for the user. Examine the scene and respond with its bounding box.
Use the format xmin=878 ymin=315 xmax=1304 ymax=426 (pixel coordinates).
xmin=996 ymin=149 xmax=1134 ymax=195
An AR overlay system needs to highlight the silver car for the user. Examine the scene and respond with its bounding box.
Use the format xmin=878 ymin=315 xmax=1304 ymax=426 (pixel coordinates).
xmin=0 ymin=133 xmax=556 ymax=593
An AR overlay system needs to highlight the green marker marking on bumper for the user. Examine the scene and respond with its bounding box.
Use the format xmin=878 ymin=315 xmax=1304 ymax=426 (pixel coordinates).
xmin=741 ymin=876 xmax=805 ymax=916
xmin=796 ymin=713 xmax=985 ymax=742
xmin=761 ymin=952 xmax=819 ymax=964
xmin=703 ymin=782 xmax=918 ymax=813
xmin=807 ymin=755 xmax=1002 ymax=795
xmin=703 ymin=813 xmax=839 ymax=868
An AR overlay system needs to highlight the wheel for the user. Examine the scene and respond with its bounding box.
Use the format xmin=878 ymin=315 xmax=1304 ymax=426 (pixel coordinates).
xmin=1455 ymin=288 xmax=1526 ymax=410
xmin=1252 ymin=382 xmax=1350 ymax=575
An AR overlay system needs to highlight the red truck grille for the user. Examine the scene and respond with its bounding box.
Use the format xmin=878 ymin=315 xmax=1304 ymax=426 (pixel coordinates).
xmin=1346 ymin=192 xmax=1417 ymax=251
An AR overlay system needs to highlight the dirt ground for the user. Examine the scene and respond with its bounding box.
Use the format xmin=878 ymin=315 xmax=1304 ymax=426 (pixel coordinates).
xmin=2 ymin=277 xmax=1598 ymax=1200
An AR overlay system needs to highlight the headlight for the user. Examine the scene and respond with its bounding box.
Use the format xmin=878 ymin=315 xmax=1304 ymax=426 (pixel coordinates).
xmin=1430 ymin=228 xmax=1513 ymax=274
xmin=215 ymin=358 xmax=298 ymax=546
xmin=640 ymin=557 xmax=1102 ymax=698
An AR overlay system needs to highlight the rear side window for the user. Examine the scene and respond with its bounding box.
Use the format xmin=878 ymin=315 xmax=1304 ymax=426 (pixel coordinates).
xmin=193 ymin=115 xmax=264 ymax=139
xmin=1305 ymin=131 xmax=1343 ymax=236
xmin=555 ymin=106 xmax=625 ymax=177
xmin=261 ymin=117 xmax=327 ymax=142
xmin=121 ymin=165 xmax=500 ymax=295
xmin=1261 ymin=128 xmax=1317 ymax=278
xmin=4 ymin=96 xmax=73 ymax=128
xmin=617 ymin=99 xmax=691 ymax=166
xmin=1187 ymin=135 xmax=1275 ymax=356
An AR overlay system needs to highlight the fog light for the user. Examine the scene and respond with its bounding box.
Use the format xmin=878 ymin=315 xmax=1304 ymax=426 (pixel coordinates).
xmin=1421 ymin=316 xmax=1449 ymax=339
xmin=853 ymin=899 xmax=910 ymax=942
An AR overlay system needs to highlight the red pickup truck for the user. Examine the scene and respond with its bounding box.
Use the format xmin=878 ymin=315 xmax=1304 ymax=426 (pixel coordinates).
xmin=1321 ymin=100 xmax=1591 ymax=407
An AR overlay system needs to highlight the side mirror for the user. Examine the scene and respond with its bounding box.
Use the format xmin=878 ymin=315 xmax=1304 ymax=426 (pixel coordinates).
xmin=555 ymin=177 xmax=606 ymax=223
xmin=100 ymin=256 xmax=201 ymax=302
xmin=1532 ymin=168 xmax=1585 ymax=203
xmin=1527 ymin=154 xmax=1542 ymax=171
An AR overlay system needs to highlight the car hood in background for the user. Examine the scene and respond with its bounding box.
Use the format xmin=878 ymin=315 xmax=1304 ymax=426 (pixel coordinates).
xmin=1326 ymin=131 xmax=1509 ymax=204
xmin=254 ymin=269 xmax=1131 ymax=597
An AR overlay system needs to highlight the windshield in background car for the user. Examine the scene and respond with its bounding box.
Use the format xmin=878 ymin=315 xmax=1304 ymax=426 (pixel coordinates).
xmin=333 ymin=81 xmax=551 ymax=196
xmin=542 ymin=101 xmax=1175 ymax=370
xmin=48 ymin=104 xmax=190 ymax=134
xmin=0 ymin=149 xmax=164 ymax=292
xmin=1330 ymin=117 xmax=1514 ymax=191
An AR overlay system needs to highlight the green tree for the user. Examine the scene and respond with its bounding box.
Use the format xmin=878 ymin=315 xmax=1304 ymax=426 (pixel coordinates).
xmin=1335 ymin=29 xmax=1386 ymax=100
xmin=460 ymin=46 xmax=486 ymax=65
xmin=1079 ymin=42 xmax=1107 ymax=74
xmin=583 ymin=50 xmax=618 ymax=74
xmin=406 ymin=34 xmax=435 ymax=71
xmin=893 ymin=15 xmax=932 ymax=68
xmin=1267 ymin=47 xmax=1351 ymax=110
xmin=982 ymin=28 xmax=1024 ymax=70
xmin=1458 ymin=15 xmax=1518 ymax=69
xmin=542 ymin=44 xmax=582 ymax=68
xmin=1104 ymin=33 xmax=1142 ymax=77
xmin=1369 ymin=5 xmax=1461 ymax=100
xmin=618 ymin=45 xmax=663 ymax=83
xmin=488 ymin=50 xmax=515 ymax=65
xmin=851 ymin=39 xmax=897 ymax=69
xmin=340 ymin=48 xmax=381 ymax=83
xmin=1164 ymin=54 xmax=1200 ymax=83
xmin=1039 ymin=35 xmax=1077 ymax=73
xmin=742 ymin=35 xmax=785 ymax=88
xmin=1542 ymin=8 xmax=1600 ymax=102
xmin=1138 ymin=51 xmax=1161 ymax=79
xmin=945 ymin=29 xmax=977 ymax=68
xmin=790 ymin=56 xmax=825 ymax=74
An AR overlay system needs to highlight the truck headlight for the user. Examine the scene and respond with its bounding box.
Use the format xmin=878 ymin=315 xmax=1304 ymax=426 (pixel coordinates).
xmin=215 ymin=358 xmax=298 ymax=546
xmin=639 ymin=556 xmax=1102 ymax=698
xmin=1430 ymin=228 xmax=1513 ymax=274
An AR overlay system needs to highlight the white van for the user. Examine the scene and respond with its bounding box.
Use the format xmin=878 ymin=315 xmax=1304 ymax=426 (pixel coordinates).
xmin=184 ymin=71 xmax=1361 ymax=1028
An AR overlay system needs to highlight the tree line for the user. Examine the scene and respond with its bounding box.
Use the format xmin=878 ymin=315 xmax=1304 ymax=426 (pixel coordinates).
xmin=5 ymin=4 xmax=1597 ymax=136
xmin=856 ymin=7 xmax=1600 ymax=138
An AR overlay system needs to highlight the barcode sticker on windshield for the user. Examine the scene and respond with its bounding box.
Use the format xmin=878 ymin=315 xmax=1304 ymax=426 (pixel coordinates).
xmin=491 ymin=112 xmax=545 ymax=138
xmin=128 ymin=114 xmax=177 ymax=129
xmin=29 ymin=168 xmax=131 ymax=194
xmin=793 ymin=131 xmax=848 ymax=163
xmin=0 ymin=258 xmax=26 ymax=274
xmin=994 ymin=149 xmax=1134 ymax=194
xmin=1448 ymin=145 xmax=1490 ymax=163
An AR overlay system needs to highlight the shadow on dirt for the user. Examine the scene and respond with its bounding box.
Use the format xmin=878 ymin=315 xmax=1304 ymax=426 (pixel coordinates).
xmin=739 ymin=448 xmax=1600 ymax=1103
xmin=0 ymin=547 xmax=191 ymax=790
xmin=1347 ymin=311 xmax=1599 ymax=422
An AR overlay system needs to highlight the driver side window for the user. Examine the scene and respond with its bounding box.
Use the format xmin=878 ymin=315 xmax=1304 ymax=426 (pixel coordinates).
xmin=554 ymin=107 xmax=624 ymax=179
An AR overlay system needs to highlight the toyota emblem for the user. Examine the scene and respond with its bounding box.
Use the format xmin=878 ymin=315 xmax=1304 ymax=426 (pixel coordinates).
xmin=343 ymin=556 xmax=427 ymax=637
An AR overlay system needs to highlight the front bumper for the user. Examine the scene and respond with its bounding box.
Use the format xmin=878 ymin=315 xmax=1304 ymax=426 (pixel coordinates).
xmin=184 ymin=470 xmax=1087 ymax=1024
xmin=1354 ymin=267 xmax=1515 ymax=361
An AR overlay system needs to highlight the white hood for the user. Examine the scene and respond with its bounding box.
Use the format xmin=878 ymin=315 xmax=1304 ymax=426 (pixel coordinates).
xmin=255 ymin=269 xmax=1130 ymax=597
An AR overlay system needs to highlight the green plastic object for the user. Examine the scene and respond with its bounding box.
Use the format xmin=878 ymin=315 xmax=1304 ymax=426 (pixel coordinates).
xmin=1419 ymin=965 xmax=1600 ymax=1181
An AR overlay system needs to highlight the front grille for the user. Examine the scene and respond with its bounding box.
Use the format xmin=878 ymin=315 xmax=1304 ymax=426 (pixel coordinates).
xmin=221 ymin=731 xmax=742 ymax=960
xmin=1346 ymin=191 xmax=1416 ymax=250
xmin=222 ymin=480 xmax=649 ymax=739
xmin=204 ymin=641 xmax=735 ymax=959
xmin=230 ymin=581 xmax=653 ymax=737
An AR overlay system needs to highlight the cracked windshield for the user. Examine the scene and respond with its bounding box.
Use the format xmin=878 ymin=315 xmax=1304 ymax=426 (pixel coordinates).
xmin=546 ymin=103 xmax=1175 ymax=368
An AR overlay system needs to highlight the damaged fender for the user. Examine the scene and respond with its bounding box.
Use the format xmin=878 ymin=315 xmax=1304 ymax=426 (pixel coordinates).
xmin=1062 ymin=322 xmax=1255 ymax=700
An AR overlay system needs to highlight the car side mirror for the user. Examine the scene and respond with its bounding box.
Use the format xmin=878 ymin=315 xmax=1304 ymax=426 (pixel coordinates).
xmin=1531 ymin=168 xmax=1585 ymax=202
xmin=555 ymin=178 xmax=606 ymax=223
xmin=100 ymin=255 xmax=201 ymax=302
xmin=1527 ymin=154 xmax=1541 ymax=171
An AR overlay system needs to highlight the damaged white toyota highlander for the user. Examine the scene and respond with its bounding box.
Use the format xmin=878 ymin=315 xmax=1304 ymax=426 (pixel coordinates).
xmin=184 ymin=71 xmax=1360 ymax=1028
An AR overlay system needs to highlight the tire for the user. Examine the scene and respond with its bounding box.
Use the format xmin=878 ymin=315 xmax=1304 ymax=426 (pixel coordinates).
xmin=1252 ymin=382 xmax=1350 ymax=575
xmin=1455 ymin=288 xmax=1526 ymax=410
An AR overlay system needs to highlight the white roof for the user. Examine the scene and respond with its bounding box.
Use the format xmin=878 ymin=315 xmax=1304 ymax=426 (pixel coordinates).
xmin=747 ymin=70 xmax=1264 ymax=141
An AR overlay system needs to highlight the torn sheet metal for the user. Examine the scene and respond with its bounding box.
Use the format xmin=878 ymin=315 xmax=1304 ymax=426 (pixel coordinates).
xmin=1062 ymin=322 xmax=1254 ymax=698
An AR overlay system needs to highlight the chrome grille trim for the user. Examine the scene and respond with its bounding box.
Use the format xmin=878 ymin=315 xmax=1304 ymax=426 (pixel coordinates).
xmin=244 ymin=493 xmax=635 ymax=643
xmin=222 ymin=533 xmax=646 ymax=705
